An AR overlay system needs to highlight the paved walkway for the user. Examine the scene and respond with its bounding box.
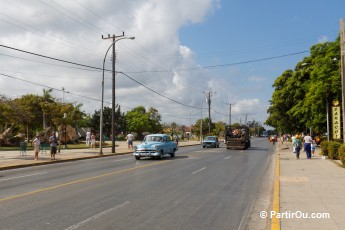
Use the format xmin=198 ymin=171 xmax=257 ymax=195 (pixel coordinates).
xmin=0 ymin=140 xmax=200 ymax=170
xmin=278 ymin=141 xmax=345 ymax=229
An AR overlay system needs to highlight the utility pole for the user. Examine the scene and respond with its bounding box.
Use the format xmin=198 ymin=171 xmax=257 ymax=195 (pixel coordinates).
xmin=208 ymin=92 xmax=211 ymax=133
xmin=190 ymin=111 xmax=192 ymax=141
xmin=226 ymin=103 xmax=235 ymax=126
xmin=340 ymin=18 xmax=345 ymax=143
xmin=102 ymin=32 xmax=125 ymax=153
xmin=62 ymin=87 xmax=65 ymax=103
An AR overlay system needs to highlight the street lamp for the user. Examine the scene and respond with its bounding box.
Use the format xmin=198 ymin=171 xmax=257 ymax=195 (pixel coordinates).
xmin=99 ymin=34 xmax=135 ymax=155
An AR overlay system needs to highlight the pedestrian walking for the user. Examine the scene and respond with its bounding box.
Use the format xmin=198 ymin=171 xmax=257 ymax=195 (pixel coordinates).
xmin=303 ymin=133 xmax=312 ymax=159
xmin=291 ymin=134 xmax=296 ymax=153
xmin=293 ymin=135 xmax=302 ymax=159
xmin=126 ymin=132 xmax=134 ymax=150
xmin=86 ymin=130 xmax=91 ymax=146
xmin=311 ymin=139 xmax=316 ymax=157
xmin=90 ymin=133 xmax=96 ymax=149
xmin=32 ymin=134 xmax=41 ymax=160
xmin=49 ymin=132 xmax=58 ymax=160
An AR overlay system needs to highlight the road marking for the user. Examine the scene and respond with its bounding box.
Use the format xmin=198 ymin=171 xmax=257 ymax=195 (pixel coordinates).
xmin=271 ymin=153 xmax=280 ymax=230
xmin=224 ymin=156 xmax=232 ymax=160
xmin=0 ymin=172 xmax=48 ymax=182
xmin=112 ymin=158 xmax=132 ymax=163
xmin=192 ymin=167 xmax=206 ymax=174
xmin=65 ymin=201 xmax=130 ymax=230
xmin=0 ymin=161 xmax=168 ymax=202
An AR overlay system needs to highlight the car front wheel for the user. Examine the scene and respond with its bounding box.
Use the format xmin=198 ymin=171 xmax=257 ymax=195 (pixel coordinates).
xmin=158 ymin=151 xmax=163 ymax=160
xmin=170 ymin=150 xmax=175 ymax=158
xmin=135 ymin=156 xmax=140 ymax=160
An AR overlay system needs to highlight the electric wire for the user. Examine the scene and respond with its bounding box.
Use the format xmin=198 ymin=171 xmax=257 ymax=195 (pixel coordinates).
xmin=0 ymin=72 xmax=104 ymax=104
xmin=0 ymin=44 xmax=311 ymax=113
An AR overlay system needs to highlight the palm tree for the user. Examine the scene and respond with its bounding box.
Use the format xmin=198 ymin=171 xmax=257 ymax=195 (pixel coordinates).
xmin=42 ymin=88 xmax=53 ymax=102
xmin=42 ymin=88 xmax=54 ymax=129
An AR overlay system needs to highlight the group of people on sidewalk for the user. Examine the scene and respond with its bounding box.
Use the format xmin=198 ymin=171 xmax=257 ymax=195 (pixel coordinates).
xmin=85 ymin=131 xmax=96 ymax=149
xmin=291 ymin=133 xmax=316 ymax=159
xmin=31 ymin=132 xmax=60 ymax=160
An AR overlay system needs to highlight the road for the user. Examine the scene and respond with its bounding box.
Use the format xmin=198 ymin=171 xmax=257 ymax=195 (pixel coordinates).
xmin=0 ymin=138 xmax=275 ymax=230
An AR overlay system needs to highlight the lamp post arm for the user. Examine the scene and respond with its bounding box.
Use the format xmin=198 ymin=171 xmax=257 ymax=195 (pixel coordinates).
xmin=99 ymin=36 xmax=135 ymax=155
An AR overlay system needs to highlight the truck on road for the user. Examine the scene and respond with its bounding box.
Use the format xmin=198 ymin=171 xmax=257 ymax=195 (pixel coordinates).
xmin=225 ymin=125 xmax=251 ymax=149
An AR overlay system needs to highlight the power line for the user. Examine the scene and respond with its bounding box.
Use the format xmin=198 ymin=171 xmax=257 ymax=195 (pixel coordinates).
xmin=0 ymin=44 xmax=202 ymax=109
xmin=0 ymin=44 xmax=103 ymax=71
xmin=118 ymin=72 xmax=201 ymax=109
xmin=126 ymin=50 xmax=310 ymax=74
xmin=0 ymin=44 xmax=310 ymax=111
xmin=0 ymin=72 xmax=105 ymax=104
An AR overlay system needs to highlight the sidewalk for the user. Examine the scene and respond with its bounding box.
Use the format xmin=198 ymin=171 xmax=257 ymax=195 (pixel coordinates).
xmin=0 ymin=140 xmax=200 ymax=171
xmin=278 ymin=142 xmax=345 ymax=229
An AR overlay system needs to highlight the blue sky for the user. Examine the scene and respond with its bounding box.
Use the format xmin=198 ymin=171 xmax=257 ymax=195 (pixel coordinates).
xmin=0 ymin=0 xmax=344 ymax=128
xmin=178 ymin=0 xmax=344 ymax=125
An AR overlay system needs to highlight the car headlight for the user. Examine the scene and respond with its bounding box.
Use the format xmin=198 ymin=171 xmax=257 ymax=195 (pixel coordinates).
xmin=154 ymin=145 xmax=159 ymax=150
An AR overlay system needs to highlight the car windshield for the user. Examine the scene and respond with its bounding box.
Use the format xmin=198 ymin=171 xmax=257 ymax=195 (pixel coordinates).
xmin=205 ymin=137 xmax=215 ymax=141
xmin=144 ymin=135 xmax=163 ymax=142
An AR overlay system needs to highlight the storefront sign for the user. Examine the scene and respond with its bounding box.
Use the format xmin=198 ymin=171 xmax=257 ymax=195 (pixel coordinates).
xmin=332 ymin=105 xmax=341 ymax=139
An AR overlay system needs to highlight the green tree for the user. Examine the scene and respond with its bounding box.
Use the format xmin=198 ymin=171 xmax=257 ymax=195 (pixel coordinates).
xmin=124 ymin=106 xmax=163 ymax=139
xmin=193 ymin=118 xmax=215 ymax=138
xmin=213 ymin=121 xmax=226 ymax=137
xmin=147 ymin=107 xmax=162 ymax=133
xmin=90 ymin=107 xmax=112 ymax=136
xmin=125 ymin=106 xmax=150 ymax=139
xmin=266 ymin=37 xmax=340 ymax=135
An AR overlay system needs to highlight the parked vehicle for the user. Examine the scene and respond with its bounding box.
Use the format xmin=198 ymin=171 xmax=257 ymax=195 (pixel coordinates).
xmin=225 ymin=125 xmax=251 ymax=149
xmin=202 ymin=136 xmax=220 ymax=148
xmin=133 ymin=134 xmax=178 ymax=160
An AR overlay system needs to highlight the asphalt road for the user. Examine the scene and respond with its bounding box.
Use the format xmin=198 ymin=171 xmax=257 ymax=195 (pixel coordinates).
xmin=0 ymin=137 xmax=275 ymax=230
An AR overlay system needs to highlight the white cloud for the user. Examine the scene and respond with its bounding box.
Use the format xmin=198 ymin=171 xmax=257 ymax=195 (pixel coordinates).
xmin=0 ymin=0 xmax=269 ymax=126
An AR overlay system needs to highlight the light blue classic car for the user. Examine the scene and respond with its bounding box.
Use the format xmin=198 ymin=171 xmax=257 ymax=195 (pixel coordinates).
xmin=133 ymin=134 xmax=178 ymax=160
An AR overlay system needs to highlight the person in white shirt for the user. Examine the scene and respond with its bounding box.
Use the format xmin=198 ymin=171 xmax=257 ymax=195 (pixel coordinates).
xmin=86 ymin=131 xmax=91 ymax=146
xmin=126 ymin=133 xmax=134 ymax=150
xmin=303 ymin=133 xmax=312 ymax=159
xmin=291 ymin=134 xmax=296 ymax=153
xmin=32 ymin=135 xmax=41 ymax=160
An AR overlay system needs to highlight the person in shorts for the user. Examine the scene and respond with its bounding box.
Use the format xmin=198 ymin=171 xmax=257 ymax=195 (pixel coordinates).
xmin=126 ymin=132 xmax=134 ymax=150
xmin=32 ymin=134 xmax=41 ymax=160
xmin=49 ymin=132 xmax=58 ymax=160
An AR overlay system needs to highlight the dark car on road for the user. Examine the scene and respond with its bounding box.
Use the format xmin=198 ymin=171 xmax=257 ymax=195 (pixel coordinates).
xmin=202 ymin=136 xmax=220 ymax=148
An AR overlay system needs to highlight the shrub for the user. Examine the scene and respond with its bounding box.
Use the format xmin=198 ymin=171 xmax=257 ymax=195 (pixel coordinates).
xmin=339 ymin=144 xmax=345 ymax=165
xmin=327 ymin=142 xmax=341 ymax=160
xmin=320 ymin=141 xmax=329 ymax=156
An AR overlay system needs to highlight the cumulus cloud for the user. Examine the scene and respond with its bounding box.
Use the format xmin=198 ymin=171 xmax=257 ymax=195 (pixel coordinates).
xmin=0 ymin=0 xmax=268 ymax=126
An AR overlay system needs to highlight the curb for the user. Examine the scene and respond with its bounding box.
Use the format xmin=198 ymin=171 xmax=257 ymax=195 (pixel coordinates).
xmin=271 ymin=149 xmax=280 ymax=230
xmin=0 ymin=144 xmax=200 ymax=171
